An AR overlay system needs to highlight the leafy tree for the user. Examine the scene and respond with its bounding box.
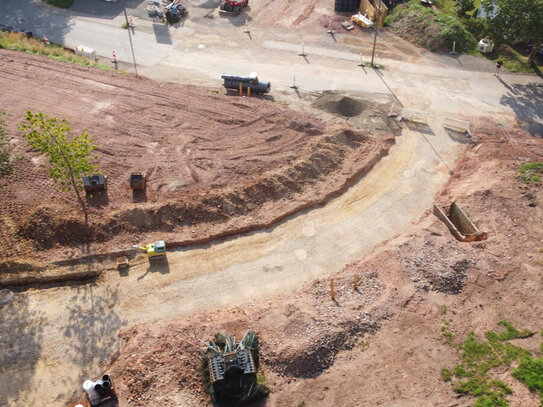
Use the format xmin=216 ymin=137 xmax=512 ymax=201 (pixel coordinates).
xmin=456 ymin=0 xmax=475 ymax=16
xmin=0 ymin=111 xmax=14 ymax=178
xmin=482 ymin=0 xmax=543 ymax=62
xmin=19 ymin=111 xmax=98 ymax=225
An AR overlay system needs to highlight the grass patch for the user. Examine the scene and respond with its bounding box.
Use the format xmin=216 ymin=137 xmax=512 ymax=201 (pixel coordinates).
xmin=359 ymin=341 xmax=370 ymax=352
xmin=512 ymin=357 xmax=543 ymax=403
xmin=385 ymin=0 xmax=476 ymax=52
xmin=441 ymin=319 xmax=454 ymax=344
xmin=42 ymin=0 xmax=74 ymax=8
xmin=442 ymin=320 xmax=535 ymax=406
xmin=467 ymin=44 xmax=536 ymax=73
xmin=441 ymin=368 xmax=453 ymax=381
xmin=518 ymin=163 xmax=543 ymax=185
xmin=0 ymin=32 xmax=110 ymax=70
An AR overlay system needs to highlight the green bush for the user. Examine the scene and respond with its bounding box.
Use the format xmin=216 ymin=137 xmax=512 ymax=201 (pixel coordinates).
xmin=456 ymin=0 xmax=475 ymax=16
xmin=385 ymin=0 xmax=476 ymax=52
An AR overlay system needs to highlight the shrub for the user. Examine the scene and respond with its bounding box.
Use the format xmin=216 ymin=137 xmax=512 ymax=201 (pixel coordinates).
xmin=385 ymin=0 xmax=476 ymax=52
xmin=0 ymin=111 xmax=14 ymax=178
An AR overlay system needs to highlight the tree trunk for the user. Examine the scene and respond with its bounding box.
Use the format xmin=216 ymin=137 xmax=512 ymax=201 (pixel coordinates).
xmin=528 ymin=46 xmax=537 ymax=63
xmin=74 ymin=187 xmax=88 ymax=227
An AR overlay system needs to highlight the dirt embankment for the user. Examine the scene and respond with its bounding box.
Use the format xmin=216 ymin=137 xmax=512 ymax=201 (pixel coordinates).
xmin=70 ymin=122 xmax=543 ymax=407
xmin=386 ymin=2 xmax=476 ymax=52
xmin=0 ymin=50 xmax=397 ymax=268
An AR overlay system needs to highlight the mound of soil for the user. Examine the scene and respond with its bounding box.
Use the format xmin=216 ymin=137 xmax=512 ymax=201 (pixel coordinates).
xmin=313 ymin=93 xmax=368 ymax=117
xmin=13 ymin=128 xmax=392 ymax=251
xmin=18 ymin=206 xmax=93 ymax=249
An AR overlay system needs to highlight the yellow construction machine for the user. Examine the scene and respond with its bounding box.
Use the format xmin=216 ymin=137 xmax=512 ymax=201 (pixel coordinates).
xmin=136 ymin=240 xmax=167 ymax=259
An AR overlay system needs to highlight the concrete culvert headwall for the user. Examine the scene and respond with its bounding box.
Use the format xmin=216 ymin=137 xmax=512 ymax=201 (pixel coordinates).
xmin=313 ymin=94 xmax=367 ymax=117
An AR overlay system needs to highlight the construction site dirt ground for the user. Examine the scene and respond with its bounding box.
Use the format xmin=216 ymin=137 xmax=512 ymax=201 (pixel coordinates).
xmin=65 ymin=122 xmax=542 ymax=407
xmin=0 ymin=50 xmax=397 ymax=265
xmin=0 ymin=6 xmax=543 ymax=405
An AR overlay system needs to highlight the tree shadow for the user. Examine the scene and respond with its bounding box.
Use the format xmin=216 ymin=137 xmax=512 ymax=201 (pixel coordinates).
xmin=500 ymin=82 xmax=543 ymax=138
xmin=0 ymin=293 xmax=45 ymax=405
xmin=0 ymin=0 xmax=73 ymax=43
xmin=63 ymin=284 xmax=125 ymax=386
xmin=71 ymin=0 xmax=146 ymax=20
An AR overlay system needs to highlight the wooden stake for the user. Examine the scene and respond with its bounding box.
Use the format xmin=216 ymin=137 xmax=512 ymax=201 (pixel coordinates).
xmin=330 ymin=278 xmax=335 ymax=300
xmin=354 ymin=275 xmax=358 ymax=291
xmin=239 ymin=82 xmax=243 ymax=95
xmin=247 ymin=86 xmax=251 ymax=97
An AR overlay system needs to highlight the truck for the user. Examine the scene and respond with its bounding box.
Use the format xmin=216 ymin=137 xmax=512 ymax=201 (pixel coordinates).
xmin=221 ymin=72 xmax=270 ymax=94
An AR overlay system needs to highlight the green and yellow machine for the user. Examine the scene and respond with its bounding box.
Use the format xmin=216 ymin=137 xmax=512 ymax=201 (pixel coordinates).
xmin=137 ymin=240 xmax=166 ymax=259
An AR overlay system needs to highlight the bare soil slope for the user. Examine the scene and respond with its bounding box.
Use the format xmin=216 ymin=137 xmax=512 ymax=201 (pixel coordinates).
xmin=0 ymin=50 xmax=395 ymax=264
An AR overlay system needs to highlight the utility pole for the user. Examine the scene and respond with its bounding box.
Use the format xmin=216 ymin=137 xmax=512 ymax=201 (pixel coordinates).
xmin=124 ymin=3 xmax=139 ymax=76
xmin=370 ymin=2 xmax=381 ymax=67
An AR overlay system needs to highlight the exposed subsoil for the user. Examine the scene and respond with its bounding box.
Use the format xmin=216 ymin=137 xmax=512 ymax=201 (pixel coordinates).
xmin=67 ymin=121 xmax=543 ymax=406
xmin=0 ymin=50 xmax=396 ymax=266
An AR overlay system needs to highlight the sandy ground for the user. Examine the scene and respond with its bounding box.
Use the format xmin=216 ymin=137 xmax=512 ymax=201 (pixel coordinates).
xmin=0 ymin=108 xmax=463 ymax=406
xmin=59 ymin=121 xmax=542 ymax=407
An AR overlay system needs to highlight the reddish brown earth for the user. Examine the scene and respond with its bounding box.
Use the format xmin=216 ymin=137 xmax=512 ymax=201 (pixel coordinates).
xmin=66 ymin=122 xmax=543 ymax=406
xmin=0 ymin=50 xmax=395 ymax=265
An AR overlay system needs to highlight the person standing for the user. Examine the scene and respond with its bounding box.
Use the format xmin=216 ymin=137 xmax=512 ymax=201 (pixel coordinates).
xmin=494 ymin=60 xmax=503 ymax=76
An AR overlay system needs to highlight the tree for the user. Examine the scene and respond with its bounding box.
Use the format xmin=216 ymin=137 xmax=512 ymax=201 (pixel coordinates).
xmin=456 ymin=0 xmax=475 ymax=16
xmin=482 ymin=0 xmax=543 ymax=63
xmin=19 ymin=111 xmax=98 ymax=226
xmin=0 ymin=111 xmax=14 ymax=178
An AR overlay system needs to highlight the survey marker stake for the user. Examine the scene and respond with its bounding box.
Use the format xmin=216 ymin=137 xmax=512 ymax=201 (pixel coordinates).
xmin=357 ymin=53 xmax=365 ymax=67
xmin=298 ymin=42 xmax=308 ymax=57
